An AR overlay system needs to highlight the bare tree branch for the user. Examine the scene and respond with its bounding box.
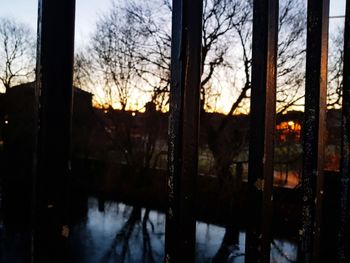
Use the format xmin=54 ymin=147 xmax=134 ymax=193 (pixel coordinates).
xmin=0 ymin=17 xmax=35 ymax=92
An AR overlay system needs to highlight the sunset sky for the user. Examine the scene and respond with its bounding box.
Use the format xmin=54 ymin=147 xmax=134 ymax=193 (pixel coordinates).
xmin=1 ymin=0 xmax=348 ymax=113
xmin=1 ymin=0 xmax=347 ymax=48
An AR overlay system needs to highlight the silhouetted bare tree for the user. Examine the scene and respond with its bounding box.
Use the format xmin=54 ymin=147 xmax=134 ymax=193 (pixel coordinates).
xmin=0 ymin=17 xmax=35 ymax=93
xmin=201 ymin=0 xmax=306 ymax=184
xmin=87 ymin=5 xmax=141 ymax=110
xmin=124 ymin=0 xmax=306 ymax=114
xmin=328 ymin=26 xmax=344 ymax=108
xmin=73 ymin=52 xmax=93 ymax=92
xmin=77 ymin=0 xmax=307 ymax=180
xmin=74 ymin=2 xmax=169 ymax=175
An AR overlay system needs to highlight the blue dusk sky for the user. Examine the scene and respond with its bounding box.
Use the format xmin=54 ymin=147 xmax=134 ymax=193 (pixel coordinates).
xmin=0 ymin=0 xmax=112 ymax=47
xmin=0 ymin=0 xmax=347 ymax=48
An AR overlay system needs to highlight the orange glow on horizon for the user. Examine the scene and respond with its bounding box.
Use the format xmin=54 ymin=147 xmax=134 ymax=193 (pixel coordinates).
xmin=276 ymin=121 xmax=301 ymax=142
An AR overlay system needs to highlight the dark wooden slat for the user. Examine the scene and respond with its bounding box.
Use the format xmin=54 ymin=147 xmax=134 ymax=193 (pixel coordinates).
xmin=337 ymin=0 xmax=350 ymax=262
xmin=164 ymin=0 xmax=203 ymax=262
xmin=32 ymin=0 xmax=75 ymax=262
xmin=299 ymin=1 xmax=329 ymax=262
xmin=245 ymin=0 xmax=279 ymax=262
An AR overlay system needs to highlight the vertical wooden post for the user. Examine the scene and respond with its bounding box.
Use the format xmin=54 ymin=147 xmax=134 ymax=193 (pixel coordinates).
xmin=164 ymin=0 xmax=203 ymax=262
xmin=338 ymin=0 xmax=350 ymax=262
xmin=299 ymin=0 xmax=329 ymax=262
xmin=32 ymin=0 xmax=75 ymax=262
xmin=245 ymin=0 xmax=279 ymax=262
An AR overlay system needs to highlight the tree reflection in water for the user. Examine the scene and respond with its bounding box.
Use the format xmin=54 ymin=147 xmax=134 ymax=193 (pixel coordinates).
xmin=212 ymin=225 xmax=243 ymax=262
xmin=99 ymin=206 xmax=155 ymax=263
xmin=69 ymin=198 xmax=296 ymax=263
xmin=70 ymin=199 xmax=164 ymax=263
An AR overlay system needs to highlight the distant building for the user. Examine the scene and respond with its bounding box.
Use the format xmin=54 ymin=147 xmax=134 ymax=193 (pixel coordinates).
xmin=0 ymin=82 xmax=93 ymax=162
xmin=276 ymin=111 xmax=303 ymax=143
xmin=0 ymin=83 xmax=342 ymax=173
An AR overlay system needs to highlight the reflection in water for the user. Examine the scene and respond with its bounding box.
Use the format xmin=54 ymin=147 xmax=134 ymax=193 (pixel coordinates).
xmin=71 ymin=198 xmax=297 ymax=263
xmin=70 ymin=199 xmax=164 ymax=263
